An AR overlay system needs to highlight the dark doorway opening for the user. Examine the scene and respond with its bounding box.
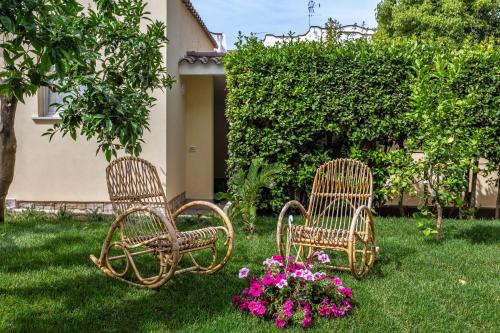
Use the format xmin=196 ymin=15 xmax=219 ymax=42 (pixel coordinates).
xmin=214 ymin=76 xmax=229 ymax=195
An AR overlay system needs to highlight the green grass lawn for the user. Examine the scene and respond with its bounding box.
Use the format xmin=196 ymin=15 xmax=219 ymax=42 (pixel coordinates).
xmin=0 ymin=213 xmax=499 ymax=333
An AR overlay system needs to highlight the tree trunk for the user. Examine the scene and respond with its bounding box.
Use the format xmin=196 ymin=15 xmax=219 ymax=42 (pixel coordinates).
xmin=496 ymin=176 xmax=500 ymax=220
xmin=469 ymin=159 xmax=479 ymax=217
xmin=398 ymin=190 xmax=405 ymax=217
xmin=463 ymin=166 xmax=471 ymax=218
xmin=435 ymin=200 xmax=443 ymax=241
xmin=0 ymin=96 xmax=17 ymax=224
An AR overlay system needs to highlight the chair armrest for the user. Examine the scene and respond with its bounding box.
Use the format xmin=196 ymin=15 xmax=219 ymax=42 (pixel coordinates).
xmin=349 ymin=205 xmax=373 ymax=236
xmin=278 ymin=200 xmax=309 ymax=224
xmin=277 ymin=200 xmax=310 ymax=256
xmin=97 ymin=205 xmax=179 ymax=262
xmin=173 ymin=200 xmax=234 ymax=238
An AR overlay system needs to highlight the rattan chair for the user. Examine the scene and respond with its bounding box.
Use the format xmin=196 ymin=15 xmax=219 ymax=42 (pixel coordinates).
xmin=90 ymin=156 xmax=234 ymax=288
xmin=277 ymin=159 xmax=377 ymax=278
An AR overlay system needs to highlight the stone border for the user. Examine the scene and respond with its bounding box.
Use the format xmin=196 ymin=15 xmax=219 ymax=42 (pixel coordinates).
xmin=7 ymin=192 xmax=187 ymax=216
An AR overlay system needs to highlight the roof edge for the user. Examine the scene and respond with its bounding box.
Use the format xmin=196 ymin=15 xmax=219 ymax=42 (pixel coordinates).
xmin=181 ymin=0 xmax=218 ymax=49
xmin=263 ymin=24 xmax=376 ymax=39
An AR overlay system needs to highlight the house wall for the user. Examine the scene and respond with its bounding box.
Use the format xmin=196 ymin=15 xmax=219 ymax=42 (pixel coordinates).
xmin=5 ymin=0 xmax=167 ymax=206
xmin=166 ymin=0 xmax=216 ymax=201
xmin=3 ymin=0 xmax=216 ymax=209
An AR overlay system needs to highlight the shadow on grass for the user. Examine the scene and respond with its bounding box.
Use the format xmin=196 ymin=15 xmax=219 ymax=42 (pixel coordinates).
xmin=452 ymin=224 xmax=500 ymax=244
xmin=1 ymin=216 xmax=241 ymax=332
xmin=366 ymin=243 xmax=413 ymax=279
xmin=0 ymin=234 xmax=99 ymax=273
xmin=3 ymin=270 xmax=238 ymax=332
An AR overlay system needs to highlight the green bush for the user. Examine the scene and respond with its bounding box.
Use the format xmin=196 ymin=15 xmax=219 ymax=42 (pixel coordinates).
xmin=225 ymin=37 xmax=433 ymax=210
xmin=224 ymin=37 xmax=499 ymax=215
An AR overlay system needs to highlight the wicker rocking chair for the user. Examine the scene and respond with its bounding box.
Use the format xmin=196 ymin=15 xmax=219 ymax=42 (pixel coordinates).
xmin=90 ymin=156 xmax=234 ymax=288
xmin=277 ymin=159 xmax=378 ymax=278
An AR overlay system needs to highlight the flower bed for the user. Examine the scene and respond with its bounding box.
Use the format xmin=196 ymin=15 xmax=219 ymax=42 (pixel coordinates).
xmin=233 ymin=252 xmax=353 ymax=328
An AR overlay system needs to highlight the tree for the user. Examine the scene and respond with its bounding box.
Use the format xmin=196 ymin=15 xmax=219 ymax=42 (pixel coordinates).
xmin=0 ymin=0 xmax=173 ymax=223
xmin=324 ymin=17 xmax=342 ymax=44
xmin=389 ymin=41 xmax=499 ymax=239
xmin=375 ymin=0 xmax=500 ymax=43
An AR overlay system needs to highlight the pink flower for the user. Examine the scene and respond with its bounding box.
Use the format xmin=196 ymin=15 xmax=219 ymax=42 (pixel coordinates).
xmin=237 ymin=297 xmax=249 ymax=311
xmin=314 ymin=250 xmax=331 ymax=264
xmin=338 ymin=287 xmax=353 ymax=298
xmin=232 ymin=296 xmax=242 ymax=308
xmin=314 ymin=272 xmax=326 ymax=280
xmin=303 ymin=271 xmax=315 ymax=281
xmin=283 ymin=300 xmax=294 ymax=317
xmin=275 ymin=273 xmax=286 ymax=281
xmin=302 ymin=314 xmax=312 ymax=328
xmin=333 ymin=277 xmax=343 ymax=286
xmin=261 ymin=272 xmax=275 ymax=286
xmin=341 ymin=300 xmax=352 ymax=313
xmin=319 ymin=298 xmax=332 ymax=317
xmin=248 ymin=301 xmax=266 ymax=317
xmin=276 ymin=279 xmax=288 ymax=289
xmin=263 ymin=258 xmax=282 ymax=267
xmin=275 ymin=316 xmax=286 ymax=328
xmin=302 ymin=303 xmax=312 ymax=315
xmin=241 ymin=288 xmax=249 ymax=295
xmin=239 ymin=267 xmax=250 ymax=279
xmin=249 ymin=280 xmax=263 ymax=297
xmin=331 ymin=303 xmax=340 ymax=317
xmin=272 ymin=255 xmax=284 ymax=262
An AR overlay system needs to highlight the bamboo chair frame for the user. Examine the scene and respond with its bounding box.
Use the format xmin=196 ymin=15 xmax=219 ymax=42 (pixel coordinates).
xmin=277 ymin=159 xmax=378 ymax=278
xmin=90 ymin=156 xmax=234 ymax=288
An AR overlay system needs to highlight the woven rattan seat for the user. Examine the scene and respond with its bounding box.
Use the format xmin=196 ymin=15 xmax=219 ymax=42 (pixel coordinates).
xmin=90 ymin=156 xmax=234 ymax=289
xmin=277 ymin=159 xmax=378 ymax=278
xmin=290 ymin=225 xmax=358 ymax=247
xmin=124 ymin=227 xmax=219 ymax=252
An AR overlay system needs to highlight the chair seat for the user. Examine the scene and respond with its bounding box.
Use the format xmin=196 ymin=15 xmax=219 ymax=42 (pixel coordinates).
xmin=124 ymin=227 xmax=219 ymax=252
xmin=290 ymin=225 xmax=361 ymax=248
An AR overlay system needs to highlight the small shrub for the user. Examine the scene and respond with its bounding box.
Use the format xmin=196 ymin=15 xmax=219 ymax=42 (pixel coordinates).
xmin=56 ymin=205 xmax=73 ymax=221
xmin=86 ymin=208 xmax=110 ymax=222
xmin=22 ymin=206 xmax=50 ymax=221
xmin=218 ymin=158 xmax=281 ymax=234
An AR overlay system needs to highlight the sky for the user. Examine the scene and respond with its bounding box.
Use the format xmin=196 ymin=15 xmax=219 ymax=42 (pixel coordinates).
xmin=190 ymin=0 xmax=381 ymax=49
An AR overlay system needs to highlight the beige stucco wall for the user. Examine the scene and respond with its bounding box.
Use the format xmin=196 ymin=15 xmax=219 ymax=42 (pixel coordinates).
xmin=184 ymin=76 xmax=214 ymax=200
xmin=166 ymin=0 xmax=216 ymax=200
xmin=7 ymin=0 xmax=167 ymax=202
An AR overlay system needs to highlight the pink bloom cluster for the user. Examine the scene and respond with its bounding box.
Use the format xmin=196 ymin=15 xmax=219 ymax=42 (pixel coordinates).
xmin=313 ymin=250 xmax=331 ymax=264
xmin=233 ymin=254 xmax=354 ymax=329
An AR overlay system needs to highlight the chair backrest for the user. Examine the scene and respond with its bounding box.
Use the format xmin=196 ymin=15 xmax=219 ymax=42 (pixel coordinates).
xmin=106 ymin=156 xmax=172 ymax=240
xmin=307 ymin=159 xmax=372 ymax=232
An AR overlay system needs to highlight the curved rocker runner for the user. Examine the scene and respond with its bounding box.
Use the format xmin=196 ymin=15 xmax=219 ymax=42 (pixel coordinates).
xmin=277 ymin=159 xmax=378 ymax=278
xmin=90 ymin=156 xmax=234 ymax=288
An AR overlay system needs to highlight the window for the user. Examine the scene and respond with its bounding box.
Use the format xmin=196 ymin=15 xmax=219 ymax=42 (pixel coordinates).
xmin=36 ymin=87 xmax=68 ymax=119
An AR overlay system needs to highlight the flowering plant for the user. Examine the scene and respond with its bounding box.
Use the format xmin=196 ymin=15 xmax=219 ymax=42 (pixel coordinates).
xmin=233 ymin=252 xmax=354 ymax=329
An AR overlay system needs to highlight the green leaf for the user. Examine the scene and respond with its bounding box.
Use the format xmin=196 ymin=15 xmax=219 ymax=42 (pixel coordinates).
xmin=12 ymin=89 xmax=25 ymax=103
xmin=0 ymin=84 xmax=11 ymax=96
xmin=0 ymin=16 xmax=14 ymax=33
xmin=39 ymin=51 xmax=52 ymax=73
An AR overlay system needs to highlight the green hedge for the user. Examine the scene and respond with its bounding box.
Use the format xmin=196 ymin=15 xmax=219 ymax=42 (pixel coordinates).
xmin=224 ymin=37 xmax=498 ymax=211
